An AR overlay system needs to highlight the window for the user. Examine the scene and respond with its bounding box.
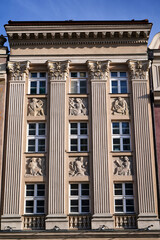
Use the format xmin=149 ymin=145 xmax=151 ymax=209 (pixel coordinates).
xmin=69 ymin=183 xmax=90 ymax=214
xmin=112 ymin=122 xmax=131 ymax=151
xmin=29 ymin=72 xmax=47 ymax=94
xmin=114 ymin=183 xmax=134 ymax=213
xmin=111 ymin=72 xmax=128 ymax=93
xmin=69 ymin=122 xmax=88 ymax=152
xmin=70 ymin=72 xmax=87 ymax=94
xmin=25 ymin=184 xmax=45 ymax=214
xmin=27 ymin=123 xmax=46 ymax=152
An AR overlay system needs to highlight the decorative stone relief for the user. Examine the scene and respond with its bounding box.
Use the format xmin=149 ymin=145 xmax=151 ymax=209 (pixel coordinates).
xmin=87 ymin=60 xmax=111 ymax=80
xmin=28 ymin=98 xmax=46 ymax=116
xmin=47 ymin=60 xmax=70 ymax=81
xmin=112 ymin=97 xmax=129 ymax=115
xmin=127 ymin=60 xmax=149 ymax=80
xmin=69 ymin=157 xmax=89 ymax=177
xmin=113 ymin=156 xmax=132 ymax=176
xmin=69 ymin=98 xmax=88 ymax=116
xmin=8 ymin=61 xmax=30 ymax=81
xmin=26 ymin=157 xmax=46 ymax=176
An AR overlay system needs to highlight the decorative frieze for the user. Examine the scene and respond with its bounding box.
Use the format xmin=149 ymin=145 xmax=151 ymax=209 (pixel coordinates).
xmin=69 ymin=98 xmax=88 ymax=116
xmin=113 ymin=156 xmax=132 ymax=176
xmin=47 ymin=60 xmax=70 ymax=81
xmin=87 ymin=60 xmax=110 ymax=80
xmin=26 ymin=157 xmax=46 ymax=176
xmin=127 ymin=60 xmax=149 ymax=80
xmin=69 ymin=157 xmax=89 ymax=177
xmin=112 ymin=97 xmax=129 ymax=115
xmin=28 ymin=98 xmax=46 ymax=116
xmin=8 ymin=61 xmax=30 ymax=81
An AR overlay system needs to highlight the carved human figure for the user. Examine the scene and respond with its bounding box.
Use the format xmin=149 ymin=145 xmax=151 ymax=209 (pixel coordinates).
xmin=26 ymin=158 xmax=45 ymax=176
xmin=69 ymin=157 xmax=89 ymax=176
xmin=28 ymin=98 xmax=45 ymax=116
xmin=69 ymin=98 xmax=88 ymax=116
xmin=112 ymin=97 xmax=129 ymax=115
xmin=114 ymin=156 xmax=132 ymax=176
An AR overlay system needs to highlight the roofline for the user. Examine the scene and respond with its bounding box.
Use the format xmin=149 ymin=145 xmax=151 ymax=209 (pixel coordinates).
xmin=5 ymin=19 xmax=152 ymax=27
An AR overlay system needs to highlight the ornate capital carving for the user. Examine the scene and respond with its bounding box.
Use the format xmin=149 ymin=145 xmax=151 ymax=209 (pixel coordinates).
xmin=127 ymin=60 xmax=150 ymax=80
xmin=47 ymin=60 xmax=70 ymax=81
xmin=8 ymin=61 xmax=30 ymax=81
xmin=87 ymin=60 xmax=111 ymax=81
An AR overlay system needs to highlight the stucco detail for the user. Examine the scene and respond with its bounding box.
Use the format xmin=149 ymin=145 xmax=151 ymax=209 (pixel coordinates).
xmin=25 ymin=157 xmax=46 ymax=176
xmin=69 ymin=157 xmax=89 ymax=177
xmin=8 ymin=61 xmax=30 ymax=81
xmin=112 ymin=97 xmax=129 ymax=115
xmin=113 ymin=156 xmax=132 ymax=176
xmin=69 ymin=97 xmax=88 ymax=116
xmin=47 ymin=60 xmax=70 ymax=81
xmin=28 ymin=98 xmax=46 ymax=116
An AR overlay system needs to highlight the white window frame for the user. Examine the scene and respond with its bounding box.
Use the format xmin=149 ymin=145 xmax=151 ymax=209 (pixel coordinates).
xmin=112 ymin=122 xmax=131 ymax=151
xmin=69 ymin=183 xmax=90 ymax=214
xmin=114 ymin=183 xmax=134 ymax=214
xmin=28 ymin=72 xmax=47 ymax=94
xmin=27 ymin=123 xmax=46 ymax=152
xmin=69 ymin=122 xmax=88 ymax=152
xmin=110 ymin=71 xmax=128 ymax=94
xmin=70 ymin=71 xmax=87 ymax=94
xmin=25 ymin=183 xmax=45 ymax=215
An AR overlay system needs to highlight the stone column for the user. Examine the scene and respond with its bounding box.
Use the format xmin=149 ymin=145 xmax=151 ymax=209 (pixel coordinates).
xmin=1 ymin=61 xmax=30 ymax=230
xmin=87 ymin=60 xmax=114 ymax=229
xmin=45 ymin=60 xmax=70 ymax=230
xmin=128 ymin=60 xmax=159 ymax=229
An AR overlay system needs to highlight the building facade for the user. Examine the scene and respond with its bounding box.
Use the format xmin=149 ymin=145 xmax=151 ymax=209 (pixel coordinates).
xmin=1 ymin=20 xmax=160 ymax=231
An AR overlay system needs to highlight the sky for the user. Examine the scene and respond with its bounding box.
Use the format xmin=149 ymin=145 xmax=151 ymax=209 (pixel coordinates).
xmin=0 ymin=0 xmax=160 ymax=49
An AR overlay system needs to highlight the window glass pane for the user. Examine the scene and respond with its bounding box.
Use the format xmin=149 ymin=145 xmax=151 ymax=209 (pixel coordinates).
xmin=114 ymin=184 xmax=122 ymax=195
xmin=80 ymin=72 xmax=86 ymax=77
xmin=30 ymin=81 xmax=37 ymax=94
xmin=122 ymin=122 xmax=130 ymax=134
xmin=70 ymin=139 xmax=78 ymax=151
xmin=111 ymin=72 xmax=118 ymax=77
xmin=70 ymin=200 xmax=79 ymax=212
xmin=111 ymin=81 xmax=118 ymax=93
xmin=120 ymin=72 xmax=127 ymax=77
xmin=123 ymin=138 xmax=130 ymax=151
xmin=28 ymin=139 xmax=35 ymax=152
xmin=40 ymin=72 xmax=46 ymax=78
xmin=115 ymin=199 xmax=123 ymax=212
xmin=26 ymin=184 xmax=34 ymax=196
xmin=26 ymin=200 xmax=34 ymax=213
xmin=71 ymin=72 xmax=77 ymax=78
xmin=112 ymin=122 xmax=120 ymax=134
xmin=38 ymin=123 xmax=46 ymax=135
xmin=80 ymin=139 xmax=88 ymax=151
xmin=37 ymin=184 xmax=45 ymax=196
xmin=125 ymin=183 xmax=133 ymax=195
xmin=70 ymin=123 xmax=78 ymax=135
xmin=28 ymin=123 xmax=36 ymax=135
xmin=39 ymin=81 xmax=46 ymax=94
xmin=71 ymin=81 xmax=78 ymax=93
xmin=31 ymin=73 xmax=37 ymax=78
xmin=37 ymin=200 xmax=45 ymax=213
xmin=80 ymin=123 xmax=87 ymax=135
xmin=81 ymin=199 xmax=89 ymax=213
xmin=81 ymin=184 xmax=89 ymax=196
xmin=120 ymin=80 xmax=127 ymax=93
xmin=113 ymin=138 xmax=120 ymax=151
xmin=80 ymin=81 xmax=87 ymax=94
xmin=38 ymin=139 xmax=45 ymax=152
xmin=70 ymin=184 xmax=78 ymax=195
xmin=126 ymin=199 xmax=134 ymax=212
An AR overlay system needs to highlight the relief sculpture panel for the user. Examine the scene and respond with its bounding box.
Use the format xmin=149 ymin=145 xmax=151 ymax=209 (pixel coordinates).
xmin=25 ymin=157 xmax=46 ymax=176
xmin=112 ymin=97 xmax=129 ymax=115
xmin=69 ymin=98 xmax=88 ymax=116
xmin=28 ymin=98 xmax=46 ymax=116
xmin=113 ymin=156 xmax=132 ymax=176
xmin=69 ymin=157 xmax=89 ymax=177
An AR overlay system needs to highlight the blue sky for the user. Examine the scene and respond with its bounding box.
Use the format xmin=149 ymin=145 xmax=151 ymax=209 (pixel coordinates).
xmin=0 ymin=0 xmax=160 ymax=48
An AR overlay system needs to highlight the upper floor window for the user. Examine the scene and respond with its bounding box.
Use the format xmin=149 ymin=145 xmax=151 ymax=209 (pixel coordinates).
xmin=69 ymin=122 xmax=88 ymax=152
xmin=70 ymin=72 xmax=87 ymax=94
xmin=112 ymin=122 xmax=131 ymax=151
xmin=111 ymin=72 xmax=128 ymax=94
xmin=69 ymin=183 xmax=90 ymax=214
xmin=27 ymin=123 xmax=46 ymax=152
xmin=25 ymin=184 xmax=45 ymax=214
xmin=29 ymin=72 xmax=47 ymax=94
xmin=114 ymin=183 xmax=134 ymax=213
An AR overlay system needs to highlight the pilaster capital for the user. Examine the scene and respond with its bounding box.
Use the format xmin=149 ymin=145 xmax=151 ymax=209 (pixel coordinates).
xmin=87 ymin=60 xmax=111 ymax=81
xmin=8 ymin=61 xmax=30 ymax=82
xmin=47 ymin=60 xmax=71 ymax=82
xmin=127 ymin=60 xmax=150 ymax=80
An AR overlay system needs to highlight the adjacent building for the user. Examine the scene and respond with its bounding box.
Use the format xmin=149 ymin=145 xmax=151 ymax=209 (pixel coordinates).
xmin=0 ymin=20 xmax=160 ymax=233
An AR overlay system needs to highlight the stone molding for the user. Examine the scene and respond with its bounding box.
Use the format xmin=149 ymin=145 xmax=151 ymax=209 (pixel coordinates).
xmin=47 ymin=60 xmax=70 ymax=81
xmin=8 ymin=61 xmax=30 ymax=82
xmin=87 ymin=60 xmax=111 ymax=81
xmin=127 ymin=60 xmax=150 ymax=80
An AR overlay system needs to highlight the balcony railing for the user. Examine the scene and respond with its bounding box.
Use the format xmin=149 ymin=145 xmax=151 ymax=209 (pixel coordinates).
xmin=69 ymin=215 xmax=91 ymax=230
xmin=114 ymin=214 xmax=137 ymax=229
xmin=23 ymin=215 xmax=45 ymax=230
